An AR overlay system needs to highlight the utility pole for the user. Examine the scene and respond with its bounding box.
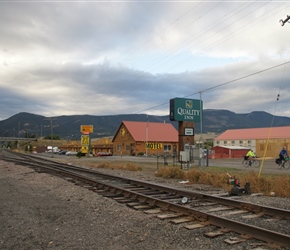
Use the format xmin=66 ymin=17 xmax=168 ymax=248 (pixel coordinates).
xmin=146 ymin=115 xmax=148 ymax=156
xmin=199 ymin=92 xmax=205 ymax=167
xmin=44 ymin=117 xmax=58 ymax=158
xmin=280 ymin=15 xmax=290 ymax=26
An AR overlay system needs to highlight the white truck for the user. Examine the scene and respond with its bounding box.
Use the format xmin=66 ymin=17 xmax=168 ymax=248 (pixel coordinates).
xmin=46 ymin=146 xmax=59 ymax=153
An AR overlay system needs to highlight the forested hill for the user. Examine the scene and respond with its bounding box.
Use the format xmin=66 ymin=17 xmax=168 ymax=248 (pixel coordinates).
xmin=0 ymin=110 xmax=289 ymax=139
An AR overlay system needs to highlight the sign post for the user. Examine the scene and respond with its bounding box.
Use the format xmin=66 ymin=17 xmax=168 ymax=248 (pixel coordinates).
xmin=170 ymin=98 xmax=202 ymax=122
xmin=170 ymin=98 xmax=203 ymax=155
xmin=80 ymin=125 xmax=93 ymax=155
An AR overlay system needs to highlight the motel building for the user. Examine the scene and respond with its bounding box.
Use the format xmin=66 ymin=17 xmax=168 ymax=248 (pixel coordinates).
xmin=112 ymin=121 xmax=178 ymax=156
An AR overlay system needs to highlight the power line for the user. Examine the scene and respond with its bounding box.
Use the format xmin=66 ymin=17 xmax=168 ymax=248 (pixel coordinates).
xmin=80 ymin=2 xmax=202 ymax=101
xmin=71 ymin=2 xmax=284 ymax=113
xmin=136 ymin=60 xmax=290 ymax=113
xmin=88 ymin=1 xmax=283 ymax=107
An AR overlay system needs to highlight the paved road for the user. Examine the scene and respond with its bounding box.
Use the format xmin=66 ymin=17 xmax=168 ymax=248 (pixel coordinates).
xmin=96 ymin=155 xmax=287 ymax=175
xmin=204 ymin=158 xmax=283 ymax=174
xmin=108 ymin=155 xmax=288 ymax=175
xmin=41 ymin=153 xmax=288 ymax=175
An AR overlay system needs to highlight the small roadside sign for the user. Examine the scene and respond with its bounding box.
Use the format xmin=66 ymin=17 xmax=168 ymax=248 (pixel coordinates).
xmin=81 ymin=125 xmax=93 ymax=133
xmin=81 ymin=135 xmax=89 ymax=145
xmin=184 ymin=128 xmax=194 ymax=136
xmin=81 ymin=146 xmax=88 ymax=153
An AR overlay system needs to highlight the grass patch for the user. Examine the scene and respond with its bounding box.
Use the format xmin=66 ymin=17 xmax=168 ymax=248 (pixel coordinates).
xmin=155 ymin=166 xmax=290 ymax=198
xmin=87 ymin=162 xmax=142 ymax=171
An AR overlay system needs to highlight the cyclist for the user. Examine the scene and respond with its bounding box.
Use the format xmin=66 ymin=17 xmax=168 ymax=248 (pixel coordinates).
xmin=246 ymin=149 xmax=256 ymax=166
xmin=279 ymin=146 xmax=289 ymax=163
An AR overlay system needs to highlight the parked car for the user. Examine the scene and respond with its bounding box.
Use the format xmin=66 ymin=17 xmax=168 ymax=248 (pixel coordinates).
xmin=95 ymin=152 xmax=113 ymax=157
xmin=59 ymin=150 xmax=68 ymax=155
xmin=65 ymin=151 xmax=78 ymax=156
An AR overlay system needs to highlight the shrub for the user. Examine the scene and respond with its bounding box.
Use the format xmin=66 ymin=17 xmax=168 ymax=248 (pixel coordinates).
xmin=155 ymin=167 xmax=290 ymax=198
xmin=155 ymin=167 xmax=186 ymax=179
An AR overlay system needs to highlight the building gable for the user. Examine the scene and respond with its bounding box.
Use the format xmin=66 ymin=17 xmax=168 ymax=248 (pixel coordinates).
xmin=112 ymin=122 xmax=134 ymax=142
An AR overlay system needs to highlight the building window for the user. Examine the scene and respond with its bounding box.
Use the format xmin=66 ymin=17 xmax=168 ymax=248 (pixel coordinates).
xmin=231 ymin=141 xmax=235 ymax=145
xmin=126 ymin=145 xmax=130 ymax=151
xmin=224 ymin=141 xmax=227 ymax=145
xmin=117 ymin=145 xmax=121 ymax=151
xmin=239 ymin=140 xmax=243 ymax=144
xmin=164 ymin=145 xmax=171 ymax=151
xmin=216 ymin=141 xmax=220 ymax=145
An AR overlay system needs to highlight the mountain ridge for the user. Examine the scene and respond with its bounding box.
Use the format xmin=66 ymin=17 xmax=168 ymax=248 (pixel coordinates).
xmin=0 ymin=110 xmax=290 ymax=140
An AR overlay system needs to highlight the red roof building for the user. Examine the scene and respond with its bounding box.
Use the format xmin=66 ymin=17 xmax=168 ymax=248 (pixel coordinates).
xmin=214 ymin=126 xmax=290 ymax=158
xmin=112 ymin=121 xmax=178 ymax=156
xmin=210 ymin=146 xmax=250 ymax=159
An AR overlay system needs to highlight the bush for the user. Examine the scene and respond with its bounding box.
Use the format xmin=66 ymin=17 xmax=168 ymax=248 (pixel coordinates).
xmin=155 ymin=167 xmax=185 ymax=179
xmin=155 ymin=167 xmax=290 ymax=198
xmin=77 ymin=151 xmax=86 ymax=158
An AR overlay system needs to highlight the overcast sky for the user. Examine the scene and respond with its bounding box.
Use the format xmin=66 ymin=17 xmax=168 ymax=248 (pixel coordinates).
xmin=1 ymin=0 xmax=290 ymax=121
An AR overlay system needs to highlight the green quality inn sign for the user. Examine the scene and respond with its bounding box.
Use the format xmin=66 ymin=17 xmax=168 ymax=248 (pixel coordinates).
xmin=170 ymin=98 xmax=203 ymax=122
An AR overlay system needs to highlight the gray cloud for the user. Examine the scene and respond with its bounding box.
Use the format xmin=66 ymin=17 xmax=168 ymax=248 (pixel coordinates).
xmin=0 ymin=1 xmax=290 ymax=120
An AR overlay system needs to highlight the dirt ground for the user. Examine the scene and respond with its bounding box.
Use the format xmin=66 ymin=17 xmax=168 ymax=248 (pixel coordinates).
xmin=1 ymin=154 xmax=290 ymax=250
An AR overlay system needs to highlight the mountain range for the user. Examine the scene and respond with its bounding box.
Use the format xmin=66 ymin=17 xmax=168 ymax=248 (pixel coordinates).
xmin=0 ymin=110 xmax=290 ymax=140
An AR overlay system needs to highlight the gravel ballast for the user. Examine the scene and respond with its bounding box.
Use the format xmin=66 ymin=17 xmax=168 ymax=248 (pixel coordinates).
xmin=1 ymin=159 xmax=289 ymax=250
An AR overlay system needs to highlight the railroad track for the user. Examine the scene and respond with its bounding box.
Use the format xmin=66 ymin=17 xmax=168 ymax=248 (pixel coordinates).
xmin=1 ymin=149 xmax=290 ymax=249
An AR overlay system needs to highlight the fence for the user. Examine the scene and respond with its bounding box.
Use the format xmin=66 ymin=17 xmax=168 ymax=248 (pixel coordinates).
xmin=156 ymin=153 xmax=208 ymax=170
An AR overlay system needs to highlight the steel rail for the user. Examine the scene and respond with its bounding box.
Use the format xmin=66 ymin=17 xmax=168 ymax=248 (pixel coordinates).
xmin=1 ymin=150 xmax=290 ymax=247
xmin=16 ymin=161 xmax=290 ymax=248
xmin=2 ymin=152 xmax=290 ymax=220
xmin=3 ymin=151 xmax=290 ymax=219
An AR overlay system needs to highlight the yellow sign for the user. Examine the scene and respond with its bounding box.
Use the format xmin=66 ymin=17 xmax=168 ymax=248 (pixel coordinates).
xmin=81 ymin=125 xmax=93 ymax=133
xmin=120 ymin=127 xmax=125 ymax=137
xmin=146 ymin=143 xmax=163 ymax=150
xmin=81 ymin=146 xmax=88 ymax=153
xmin=81 ymin=135 xmax=89 ymax=145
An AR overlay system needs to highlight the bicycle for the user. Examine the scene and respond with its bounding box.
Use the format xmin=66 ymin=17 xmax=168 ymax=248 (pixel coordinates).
xmin=275 ymin=157 xmax=290 ymax=170
xmin=242 ymin=156 xmax=260 ymax=168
